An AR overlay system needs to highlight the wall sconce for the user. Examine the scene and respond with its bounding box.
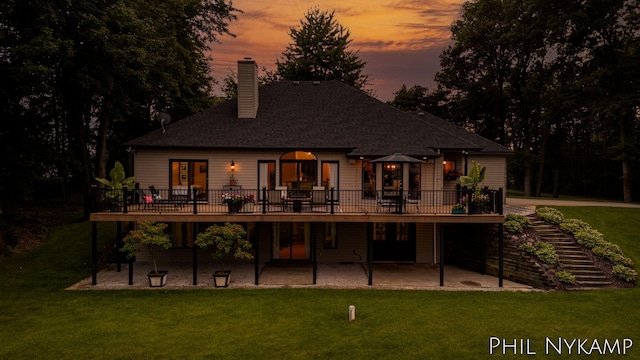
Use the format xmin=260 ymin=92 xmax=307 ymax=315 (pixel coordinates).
xmin=230 ymin=160 xmax=235 ymax=172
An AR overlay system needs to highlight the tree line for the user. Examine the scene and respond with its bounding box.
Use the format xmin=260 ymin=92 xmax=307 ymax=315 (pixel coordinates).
xmin=390 ymin=0 xmax=639 ymax=202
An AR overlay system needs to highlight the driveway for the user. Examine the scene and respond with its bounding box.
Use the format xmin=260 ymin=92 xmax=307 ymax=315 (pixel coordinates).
xmin=506 ymin=197 xmax=640 ymax=208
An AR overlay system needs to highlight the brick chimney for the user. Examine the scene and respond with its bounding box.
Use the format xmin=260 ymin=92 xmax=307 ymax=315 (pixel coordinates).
xmin=237 ymin=58 xmax=258 ymax=119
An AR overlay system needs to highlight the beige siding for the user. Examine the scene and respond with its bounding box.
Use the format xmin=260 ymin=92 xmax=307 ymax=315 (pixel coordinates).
xmin=316 ymin=223 xmax=367 ymax=263
xmin=416 ymin=223 xmax=436 ymax=263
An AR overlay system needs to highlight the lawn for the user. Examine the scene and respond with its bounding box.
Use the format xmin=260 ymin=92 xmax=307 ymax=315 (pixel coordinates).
xmin=0 ymin=207 xmax=638 ymax=359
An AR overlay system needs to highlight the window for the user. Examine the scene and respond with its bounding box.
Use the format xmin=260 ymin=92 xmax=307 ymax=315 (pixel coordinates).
xmin=382 ymin=162 xmax=402 ymax=198
xmin=362 ymin=160 xmax=375 ymax=198
xmin=258 ymin=161 xmax=276 ymax=201
xmin=409 ymin=163 xmax=421 ymax=199
xmin=273 ymin=222 xmax=310 ymax=260
xmin=324 ymin=223 xmax=337 ymax=249
xmin=280 ymin=152 xmax=317 ymax=195
xmin=443 ymin=160 xmax=460 ymax=180
xmin=373 ymin=223 xmax=409 ymax=242
xmin=170 ymin=160 xmax=208 ymax=200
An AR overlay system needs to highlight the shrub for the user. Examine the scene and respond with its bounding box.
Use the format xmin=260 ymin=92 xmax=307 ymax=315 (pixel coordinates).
xmin=505 ymin=214 xmax=531 ymax=234
xmin=536 ymin=207 xmax=564 ymax=224
xmin=574 ymin=228 xmax=606 ymax=249
xmin=534 ymin=242 xmax=559 ymax=265
xmin=556 ymin=270 xmax=576 ymax=284
xmin=505 ymin=220 xmax=523 ymax=234
xmin=519 ymin=243 xmax=536 ymax=256
xmin=593 ymin=245 xmax=634 ymax=267
xmin=612 ymin=265 xmax=638 ymax=283
xmin=560 ymin=218 xmax=590 ymax=235
xmin=519 ymin=242 xmax=558 ymax=265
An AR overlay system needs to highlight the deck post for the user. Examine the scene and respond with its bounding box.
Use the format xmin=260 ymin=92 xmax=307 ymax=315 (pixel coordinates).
xmin=116 ymin=221 xmax=122 ymax=272
xmin=91 ymin=221 xmax=97 ymax=285
xmin=312 ymin=223 xmax=317 ymax=284
xmin=330 ymin=187 xmax=335 ymax=214
xmin=254 ymin=223 xmax=260 ymax=285
xmin=193 ymin=223 xmax=198 ymax=285
xmin=367 ymin=223 xmax=373 ymax=285
xmin=262 ymin=187 xmax=267 ymax=214
xmin=128 ymin=259 xmax=134 ymax=285
xmin=499 ymin=223 xmax=504 ymax=287
xmin=122 ymin=186 xmax=128 ymax=214
xmin=439 ymin=224 xmax=445 ymax=286
xmin=192 ymin=188 xmax=198 ymax=214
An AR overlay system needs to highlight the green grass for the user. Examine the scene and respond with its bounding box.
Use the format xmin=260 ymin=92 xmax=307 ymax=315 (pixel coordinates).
xmin=1 ymin=207 xmax=639 ymax=359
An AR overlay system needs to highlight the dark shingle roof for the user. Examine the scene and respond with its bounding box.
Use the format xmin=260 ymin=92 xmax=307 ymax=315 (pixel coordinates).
xmin=125 ymin=81 xmax=510 ymax=157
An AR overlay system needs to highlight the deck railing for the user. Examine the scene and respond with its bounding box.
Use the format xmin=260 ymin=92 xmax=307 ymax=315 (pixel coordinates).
xmin=92 ymin=187 xmax=504 ymax=215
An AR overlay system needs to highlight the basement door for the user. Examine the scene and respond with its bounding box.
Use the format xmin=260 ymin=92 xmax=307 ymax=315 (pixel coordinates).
xmin=272 ymin=222 xmax=310 ymax=260
xmin=372 ymin=223 xmax=416 ymax=262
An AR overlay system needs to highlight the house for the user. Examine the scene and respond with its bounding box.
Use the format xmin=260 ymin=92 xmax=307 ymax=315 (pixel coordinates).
xmin=89 ymin=59 xmax=512 ymax=287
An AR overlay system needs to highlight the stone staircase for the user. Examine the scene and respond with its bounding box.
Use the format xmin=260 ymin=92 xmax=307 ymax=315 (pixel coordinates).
xmin=528 ymin=216 xmax=612 ymax=289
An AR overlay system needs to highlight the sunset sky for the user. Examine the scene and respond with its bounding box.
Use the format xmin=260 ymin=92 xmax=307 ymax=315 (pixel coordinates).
xmin=208 ymin=0 xmax=464 ymax=101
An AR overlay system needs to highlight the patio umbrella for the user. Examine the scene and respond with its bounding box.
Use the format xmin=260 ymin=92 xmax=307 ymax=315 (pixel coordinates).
xmin=370 ymin=153 xmax=425 ymax=163
xmin=370 ymin=153 xmax=424 ymax=214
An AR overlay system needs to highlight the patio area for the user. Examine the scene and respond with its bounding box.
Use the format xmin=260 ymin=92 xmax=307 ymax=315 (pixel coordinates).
xmin=69 ymin=262 xmax=535 ymax=291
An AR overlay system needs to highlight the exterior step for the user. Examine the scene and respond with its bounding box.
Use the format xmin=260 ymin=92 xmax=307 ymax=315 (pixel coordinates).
xmin=527 ymin=216 xmax=614 ymax=290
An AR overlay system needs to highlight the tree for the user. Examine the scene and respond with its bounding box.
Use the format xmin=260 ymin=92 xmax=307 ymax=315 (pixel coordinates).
xmin=0 ymin=0 xmax=240 ymax=217
xmin=276 ymin=8 xmax=369 ymax=90
xmin=387 ymin=84 xmax=429 ymax=112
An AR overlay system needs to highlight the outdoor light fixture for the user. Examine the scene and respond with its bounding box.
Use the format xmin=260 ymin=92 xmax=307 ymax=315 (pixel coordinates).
xmin=230 ymin=160 xmax=235 ymax=171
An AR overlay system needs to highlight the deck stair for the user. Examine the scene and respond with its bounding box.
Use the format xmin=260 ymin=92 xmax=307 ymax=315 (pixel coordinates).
xmin=528 ymin=217 xmax=612 ymax=289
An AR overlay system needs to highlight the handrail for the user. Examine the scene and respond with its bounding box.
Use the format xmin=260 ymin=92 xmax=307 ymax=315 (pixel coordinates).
xmin=91 ymin=187 xmax=504 ymax=216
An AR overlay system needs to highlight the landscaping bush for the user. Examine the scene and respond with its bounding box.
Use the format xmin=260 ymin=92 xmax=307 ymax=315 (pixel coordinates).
xmin=519 ymin=242 xmax=558 ymax=265
xmin=505 ymin=220 xmax=523 ymax=233
xmin=612 ymin=265 xmax=638 ymax=283
xmin=536 ymin=207 xmax=564 ymax=224
xmin=505 ymin=214 xmax=531 ymax=233
xmin=593 ymin=245 xmax=634 ymax=267
xmin=559 ymin=218 xmax=590 ymax=235
xmin=556 ymin=270 xmax=576 ymax=284
xmin=534 ymin=242 xmax=559 ymax=265
xmin=574 ymin=228 xmax=606 ymax=249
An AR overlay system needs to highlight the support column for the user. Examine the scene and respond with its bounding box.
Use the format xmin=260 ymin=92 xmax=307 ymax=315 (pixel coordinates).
xmin=116 ymin=222 xmax=122 ymax=272
xmin=439 ymin=224 xmax=445 ymax=287
xmin=254 ymin=223 xmax=260 ymax=285
xmin=367 ymin=223 xmax=373 ymax=286
xmin=312 ymin=223 xmax=317 ymax=285
xmin=499 ymin=223 xmax=504 ymax=288
xmin=91 ymin=222 xmax=97 ymax=285
xmin=193 ymin=223 xmax=198 ymax=286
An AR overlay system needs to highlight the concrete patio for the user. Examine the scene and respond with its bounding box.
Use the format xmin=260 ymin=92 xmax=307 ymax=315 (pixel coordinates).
xmin=69 ymin=262 xmax=535 ymax=291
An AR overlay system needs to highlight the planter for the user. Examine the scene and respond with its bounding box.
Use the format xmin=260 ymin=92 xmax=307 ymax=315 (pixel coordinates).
xmin=213 ymin=270 xmax=231 ymax=288
xmin=468 ymin=204 xmax=489 ymax=214
xmin=147 ymin=270 xmax=168 ymax=287
xmin=451 ymin=208 xmax=466 ymax=214
xmin=227 ymin=202 xmax=242 ymax=214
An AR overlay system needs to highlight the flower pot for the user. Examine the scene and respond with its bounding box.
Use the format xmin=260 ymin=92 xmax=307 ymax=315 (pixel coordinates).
xmin=451 ymin=208 xmax=466 ymax=214
xmin=468 ymin=204 xmax=488 ymax=214
xmin=213 ymin=270 xmax=231 ymax=288
xmin=227 ymin=202 xmax=242 ymax=213
xmin=147 ymin=270 xmax=168 ymax=287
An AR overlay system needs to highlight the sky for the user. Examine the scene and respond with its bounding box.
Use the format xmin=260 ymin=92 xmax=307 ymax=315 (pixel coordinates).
xmin=207 ymin=0 xmax=464 ymax=101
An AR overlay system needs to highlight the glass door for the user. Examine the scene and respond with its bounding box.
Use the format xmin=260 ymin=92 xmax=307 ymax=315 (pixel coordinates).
xmin=273 ymin=223 xmax=310 ymax=260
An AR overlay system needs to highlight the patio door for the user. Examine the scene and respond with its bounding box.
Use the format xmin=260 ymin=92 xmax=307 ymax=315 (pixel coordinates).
xmin=372 ymin=223 xmax=416 ymax=262
xmin=273 ymin=223 xmax=310 ymax=260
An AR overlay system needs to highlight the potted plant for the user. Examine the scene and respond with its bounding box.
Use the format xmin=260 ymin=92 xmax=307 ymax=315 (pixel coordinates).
xmin=451 ymin=202 xmax=466 ymax=214
xmin=459 ymin=161 xmax=489 ymax=214
xmin=121 ymin=222 xmax=172 ymax=287
xmin=95 ymin=161 xmax=135 ymax=211
xmin=194 ymin=222 xmax=253 ymax=288
xmin=222 ymin=192 xmax=244 ymax=213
